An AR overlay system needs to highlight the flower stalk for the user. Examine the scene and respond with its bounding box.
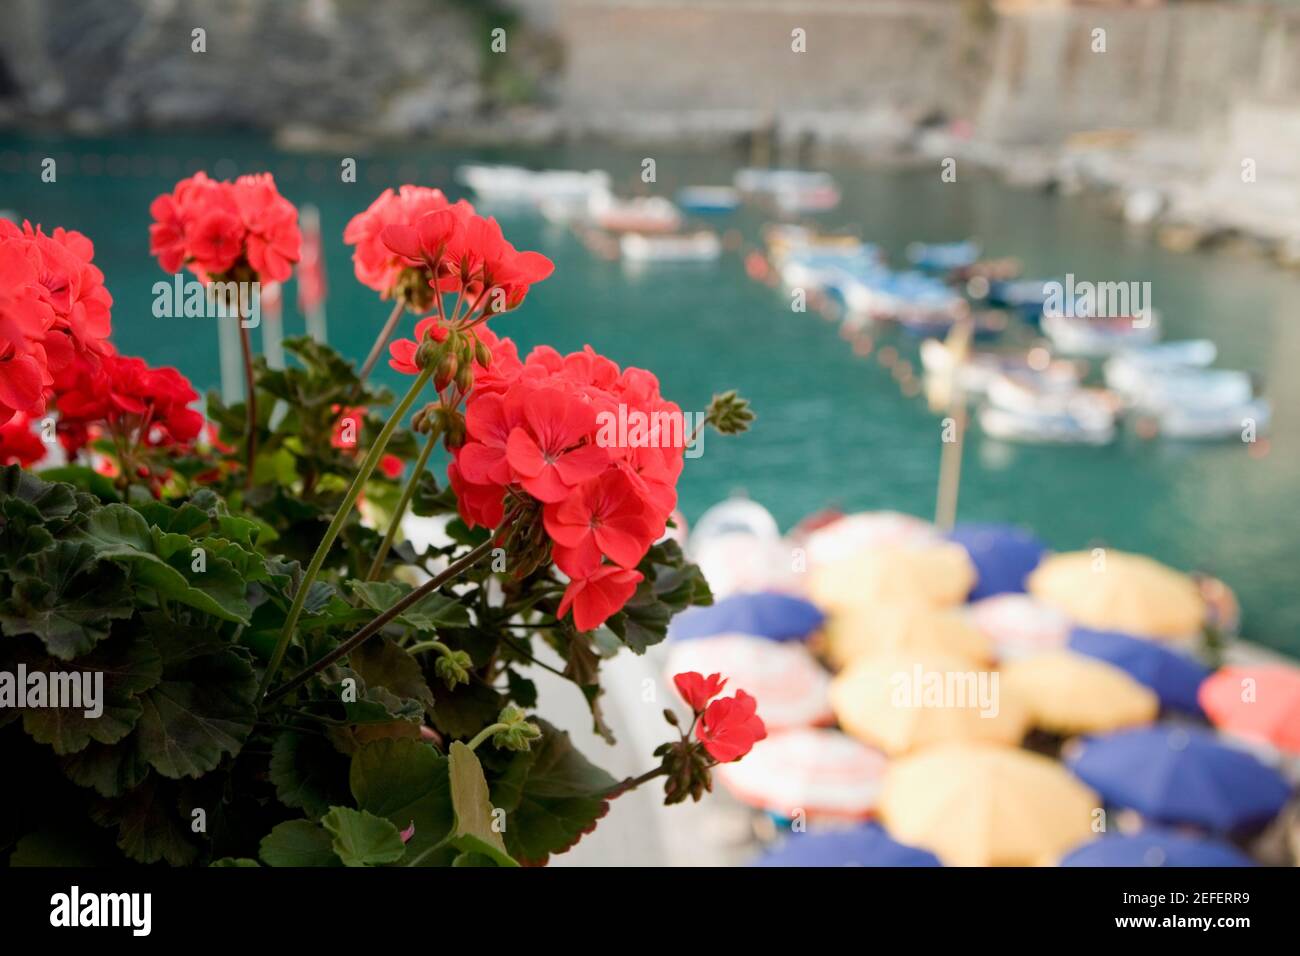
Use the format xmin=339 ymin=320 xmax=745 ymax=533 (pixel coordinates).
xmin=366 ymin=424 xmax=440 ymax=580
xmin=257 ymin=363 xmax=435 ymax=704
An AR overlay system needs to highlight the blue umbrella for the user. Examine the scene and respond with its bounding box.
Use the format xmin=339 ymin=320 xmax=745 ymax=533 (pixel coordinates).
xmin=1068 ymin=627 xmax=1210 ymax=715
xmin=1060 ymin=828 xmax=1255 ymax=867
xmin=753 ymin=824 xmax=941 ymax=867
xmin=1066 ymin=725 xmax=1292 ymax=832
xmin=945 ymin=523 xmax=1047 ymax=601
xmin=668 ymin=592 xmax=824 ymax=642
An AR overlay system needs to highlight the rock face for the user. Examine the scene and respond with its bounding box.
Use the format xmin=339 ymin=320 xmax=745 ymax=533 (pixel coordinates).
xmin=0 ymin=0 xmax=514 ymax=134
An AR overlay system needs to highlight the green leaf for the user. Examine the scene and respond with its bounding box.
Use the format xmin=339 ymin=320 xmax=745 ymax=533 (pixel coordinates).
xmin=34 ymin=465 xmax=121 ymax=502
xmin=18 ymin=633 xmax=163 ymax=755
xmin=269 ymin=731 xmax=353 ymax=818
xmin=491 ymin=720 xmax=617 ymax=866
xmin=259 ymin=819 xmax=341 ymax=867
xmin=447 ymin=741 xmax=517 ymax=867
xmin=133 ymin=629 xmax=257 ymax=779
xmin=430 ymin=677 xmax=502 ymax=740
xmin=350 ymin=637 xmax=436 ymax=718
xmin=349 ymin=580 xmax=470 ymax=631
xmin=211 ymin=857 xmax=261 ymax=867
xmin=0 ymin=540 xmax=133 ymax=659
xmin=90 ymin=775 xmax=200 ymax=866
xmin=59 ymin=739 xmax=152 ymax=798
xmin=74 ymin=505 xmax=252 ymax=624
xmin=350 ymin=738 xmax=455 ymax=867
xmin=321 ymin=806 xmax=406 ymax=867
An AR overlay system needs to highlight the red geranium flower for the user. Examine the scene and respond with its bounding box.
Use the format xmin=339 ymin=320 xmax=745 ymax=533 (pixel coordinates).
xmin=344 ymin=185 xmax=457 ymax=296
xmin=557 ymin=566 xmax=643 ymax=633
xmin=0 ymin=232 xmax=56 ymax=424
xmin=504 ymin=387 xmax=608 ymax=504
xmin=673 ymin=672 xmax=727 ymax=713
xmin=387 ymin=316 xmax=450 ymax=375
xmin=543 ymin=469 xmax=657 ymax=578
xmin=694 ymin=691 xmax=767 ymax=763
xmin=0 ymin=412 xmax=48 ymax=467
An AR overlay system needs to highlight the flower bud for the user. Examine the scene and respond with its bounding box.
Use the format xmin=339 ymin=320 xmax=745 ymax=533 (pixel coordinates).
xmin=706 ymin=390 xmax=756 ymax=435
xmin=473 ymin=337 xmax=493 ymax=368
xmin=454 ymin=362 xmax=474 ymax=394
xmin=491 ymin=703 xmax=543 ymax=752
xmin=415 ymin=337 xmax=441 ymax=371
xmin=434 ymin=649 xmax=473 ymax=690
xmin=434 ymin=352 xmax=458 ymax=392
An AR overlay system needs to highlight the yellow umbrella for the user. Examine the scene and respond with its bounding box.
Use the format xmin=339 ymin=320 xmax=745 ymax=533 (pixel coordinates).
xmin=1001 ymin=650 xmax=1159 ymax=735
xmin=1027 ymin=550 xmax=1205 ymax=640
xmin=879 ymin=743 xmax=1100 ymax=866
xmin=830 ymin=651 xmax=1028 ymax=756
xmin=823 ymin=602 xmax=993 ymax=668
xmin=809 ymin=543 xmax=975 ymax=614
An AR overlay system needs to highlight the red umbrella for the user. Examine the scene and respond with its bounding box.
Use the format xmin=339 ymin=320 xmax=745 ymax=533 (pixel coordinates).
xmin=1199 ymin=664 xmax=1300 ymax=755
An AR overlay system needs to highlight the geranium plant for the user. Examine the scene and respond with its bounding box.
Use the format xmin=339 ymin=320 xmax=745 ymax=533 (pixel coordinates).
xmin=0 ymin=176 xmax=758 ymax=867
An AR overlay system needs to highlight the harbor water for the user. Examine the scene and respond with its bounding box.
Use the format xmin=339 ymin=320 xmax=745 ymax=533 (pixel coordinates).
xmin=2 ymin=132 xmax=1297 ymax=657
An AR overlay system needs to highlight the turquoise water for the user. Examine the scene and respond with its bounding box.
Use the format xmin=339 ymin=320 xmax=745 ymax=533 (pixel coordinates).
xmin=2 ymin=132 xmax=1297 ymax=657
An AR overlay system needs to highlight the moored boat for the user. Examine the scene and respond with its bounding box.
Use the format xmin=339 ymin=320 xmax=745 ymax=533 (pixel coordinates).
xmin=620 ymin=230 xmax=722 ymax=263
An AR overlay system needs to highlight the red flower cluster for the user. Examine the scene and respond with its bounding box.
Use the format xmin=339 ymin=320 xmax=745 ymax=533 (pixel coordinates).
xmin=149 ymin=171 xmax=301 ymax=281
xmin=673 ymin=671 xmax=767 ymax=763
xmin=345 ymin=184 xmax=553 ymax=313
xmin=55 ymin=352 xmax=204 ymax=458
xmin=446 ymin=340 xmax=688 ymax=631
xmin=330 ymin=405 xmax=403 ymax=480
xmin=0 ymin=220 xmax=113 ymax=425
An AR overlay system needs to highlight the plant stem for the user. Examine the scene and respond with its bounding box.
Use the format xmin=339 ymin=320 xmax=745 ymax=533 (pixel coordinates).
xmin=238 ymin=321 xmax=258 ymax=490
xmin=366 ymin=426 xmax=439 ymax=581
xmin=357 ymin=300 xmax=406 ymax=385
xmin=257 ymin=365 xmax=434 ymax=705
xmin=265 ymin=514 xmax=513 ymax=704
xmin=405 ymin=639 xmax=451 ymax=657
xmin=466 ymin=722 xmax=510 ymax=752
xmin=604 ymin=765 xmax=669 ymax=797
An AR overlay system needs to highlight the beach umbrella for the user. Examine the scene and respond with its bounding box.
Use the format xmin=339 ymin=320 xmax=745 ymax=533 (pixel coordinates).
xmin=810 ymin=542 xmax=975 ymax=614
xmin=668 ymin=592 xmax=824 ymax=643
xmin=944 ymin=523 xmax=1048 ymax=601
xmin=1199 ymin=664 xmax=1300 ymax=755
xmin=1027 ymin=550 xmax=1205 ymax=641
xmin=665 ymin=633 xmax=833 ymax=731
xmin=879 ymin=743 xmax=1100 ymax=866
xmin=717 ymin=728 xmax=887 ymax=823
xmin=1069 ymin=627 xmax=1210 ymax=715
xmin=753 ymin=823 xmax=941 ymax=867
xmin=802 ymin=511 xmax=939 ymax=570
xmin=968 ymin=594 xmax=1072 ymax=661
xmin=1001 ymin=650 xmax=1159 ymax=735
xmin=830 ymin=651 xmax=1028 ymax=756
xmin=1058 ymin=828 xmax=1255 ymax=867
xmin=1065 ymin=725 xmax=1292 ymax=832
xmin=823 ymin=602 xmax=992 ymax=668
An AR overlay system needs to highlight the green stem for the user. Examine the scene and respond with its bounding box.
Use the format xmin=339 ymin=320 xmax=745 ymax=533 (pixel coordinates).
xmin=264 ymin=513 xmax=515 ymax=704
xmin=466 ymin=722 xmax=510 ymax=753
xmin=357 ymin=299 xmax=407 ymax=385
xmin=366 ymin=426 xmax=440 ymax=581
xmin=256 ymin=365 xmax=434 ymax=705
xmin=406 ymin=639 xmax=451 ymax=657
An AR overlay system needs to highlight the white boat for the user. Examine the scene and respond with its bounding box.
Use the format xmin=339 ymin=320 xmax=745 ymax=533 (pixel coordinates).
xmin=980 ymin=373 xmax=1118 ymax=445
xmin=457 ymin=164 xmax=610 ymax=206
xmin=620 ymin=231 xmax=722 ymax=263
xmin=773 ymin=181 xmax=842 ymax=214
xmin=920 ymin=340 xmax=1079 ymax=398
xmin=979 ymin=404 xmax=1116 ymax=446
xmin=1124 ymin=368 xmax=1255 ymax=415
xmin=1158 ymin=397 xmax=1271 ymax=441
xmin=735 ymin=168 xmax=837 ymax=196
xmin=1103 ymin=340 xmax=1218 ymax=395
xmin=676 ymin=186 xmax=741 ymax=214
xmin=589 ymin=191 xmax=682 ymax=234
xmin=1042 ymin=309 xmax=1162 ymax=356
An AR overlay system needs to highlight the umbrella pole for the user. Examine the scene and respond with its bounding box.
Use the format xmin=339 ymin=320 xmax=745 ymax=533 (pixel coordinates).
xmin=934 ymin=315 xmax=973 ymax=531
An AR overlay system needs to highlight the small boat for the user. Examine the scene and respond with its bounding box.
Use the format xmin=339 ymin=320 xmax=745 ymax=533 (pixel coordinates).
xmin=980 ymin=374 xmax=1118 ymax=445
xmin=735 ymin=168 xmax=837 ymax=196
xmin=984 ymin=278 xmax=1052 ymax=323
xmin=676 ymin=186 xmax=741 ymax=215
xmin=920 ymin=341 xmax=1078 ymax=400
xmin=1121 ymin=368 xmax=1254 ymax=415
xmin=620 ymin=231 xmax=722 ymax=263
xmin=1157 ymin=397 xmax=1271 ymax=441
xmin=589 ymin=192 xmax=682 ymax=234
xmin=773 ymin=181 xmax=842 ymax=214
xmin=906 ymin=240 xmax=981 ymax=273
xmin=457 ymin=164 xmax=610 ymax=206
xmin=1103 ymin=340 xmax=1217 ymax=397
xmin=1041 ymin=309 xmax=1162 ymax=356
xmin=979 ymin=404 xmax=1116 ymax=446
xmin=899 ymin=308 xmax=1007 ymax=341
